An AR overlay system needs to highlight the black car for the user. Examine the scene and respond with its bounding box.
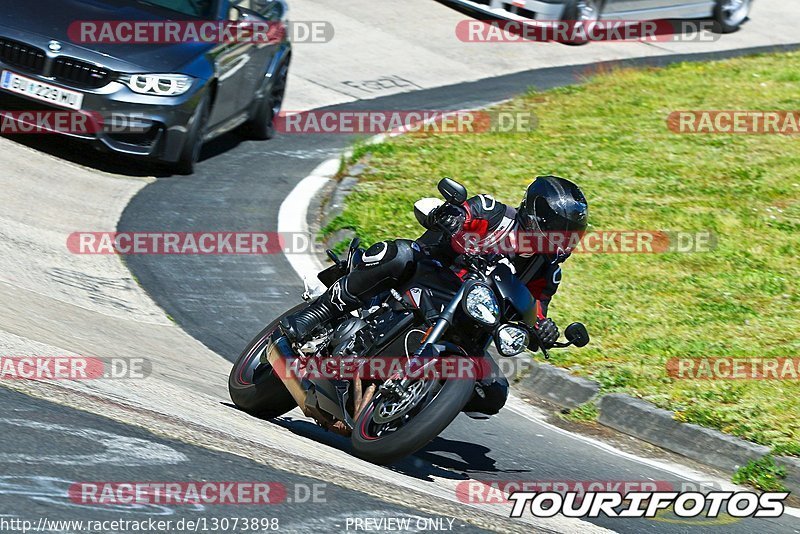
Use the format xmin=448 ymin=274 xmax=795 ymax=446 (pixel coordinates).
xmin=0 ymin=0 xmax=291 ymax=173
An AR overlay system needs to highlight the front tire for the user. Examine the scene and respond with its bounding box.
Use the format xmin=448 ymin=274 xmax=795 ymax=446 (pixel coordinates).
xmin=173 ymin=91 xmax=211 ymax=175
xmin=712 ymin=0 xmax=751 ymax=33
xmin=228 ymin=304 xmax=306 ymax=418
xmin=352 ymin=368 xmax=475 ymax=465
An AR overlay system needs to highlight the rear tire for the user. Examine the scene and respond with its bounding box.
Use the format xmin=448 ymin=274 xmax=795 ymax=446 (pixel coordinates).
xmin=351 ymin=368 xmax=475 ymax=465
xmin=228 ymin=304 xmax=306 ymax=418
xmin=561 ymin=0 xmax=603 ymax=45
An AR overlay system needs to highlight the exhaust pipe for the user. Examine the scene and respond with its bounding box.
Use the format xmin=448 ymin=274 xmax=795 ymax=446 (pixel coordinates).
xmin=264 ymin=330 xmax=316 ymax=417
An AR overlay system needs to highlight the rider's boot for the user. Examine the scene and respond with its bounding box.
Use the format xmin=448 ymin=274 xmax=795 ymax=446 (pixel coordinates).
xmin=280 ymin=279 xmax=361 ymax=344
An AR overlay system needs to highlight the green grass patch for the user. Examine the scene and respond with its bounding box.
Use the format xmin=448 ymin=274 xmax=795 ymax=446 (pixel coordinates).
xmin=324 ymin=51 xmax=800 ymax=454
xmin=733 ymin=456 xmax=788 ymax=492
xmin=558 ymin=402 xmax=599 ymax=423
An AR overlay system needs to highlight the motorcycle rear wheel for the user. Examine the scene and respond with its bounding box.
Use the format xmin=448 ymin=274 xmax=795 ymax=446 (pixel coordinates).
xmin=228 ymin=304 xmax=307 ymax=418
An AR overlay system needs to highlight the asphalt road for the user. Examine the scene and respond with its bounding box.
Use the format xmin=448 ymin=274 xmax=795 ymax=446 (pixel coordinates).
xmin=115 ymin=46 xmax=800 ymax=534
xmin=0 ymin=387 xmax=488 ymax=534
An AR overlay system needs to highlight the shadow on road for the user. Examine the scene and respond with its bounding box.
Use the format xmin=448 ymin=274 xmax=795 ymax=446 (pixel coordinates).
xmin=235 ymin=410 xmax=522 ymax=483
xmin=0 ymin=131 xmax=242 ymax=178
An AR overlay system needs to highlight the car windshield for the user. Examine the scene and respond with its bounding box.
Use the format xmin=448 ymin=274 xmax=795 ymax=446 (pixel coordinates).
xmin=132 ymin=0 xmax=217 ymax=18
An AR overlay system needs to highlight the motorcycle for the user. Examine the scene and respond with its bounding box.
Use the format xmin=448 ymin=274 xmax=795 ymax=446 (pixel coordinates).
xmin=229 ymin=178 xmax=590 ymax=464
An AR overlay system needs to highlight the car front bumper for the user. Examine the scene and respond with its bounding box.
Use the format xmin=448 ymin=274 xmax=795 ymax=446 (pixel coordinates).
xmin=0 ymin=60 xmax=207 ymax=163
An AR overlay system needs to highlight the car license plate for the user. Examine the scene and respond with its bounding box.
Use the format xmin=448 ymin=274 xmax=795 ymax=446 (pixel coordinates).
xmin=1 ymin=70 xmax=84 ymax=110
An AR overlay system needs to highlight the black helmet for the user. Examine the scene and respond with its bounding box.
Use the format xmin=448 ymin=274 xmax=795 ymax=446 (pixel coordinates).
xmin=518 ymin=176 xmax=588 ymax=240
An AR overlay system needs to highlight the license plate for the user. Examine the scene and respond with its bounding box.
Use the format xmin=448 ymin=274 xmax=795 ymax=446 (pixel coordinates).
xmin=1 ymin=70 xmax=84 ymax=110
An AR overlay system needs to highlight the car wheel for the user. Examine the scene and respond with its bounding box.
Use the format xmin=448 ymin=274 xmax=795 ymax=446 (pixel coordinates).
xmin=712 ymin=0 xmax=751 ymax=33
xmin=174 ymin=91 xmax=211 ymax=175
xmin=561 ymin=0 xmax=603 ymax=45
xmin=247 ymin=58 xmax=290 ymax=140
xmin=245 ymin=58 xmax=289 ymax=141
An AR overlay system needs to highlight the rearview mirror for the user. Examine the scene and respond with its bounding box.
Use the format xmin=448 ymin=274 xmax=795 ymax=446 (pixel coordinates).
xmin=438 ymin=177 xmax=467 ymax=205
xmin=565 ymin=322 xmax=590 ymax=347
xmin=346 ymin=237 xmax=361 ymax=271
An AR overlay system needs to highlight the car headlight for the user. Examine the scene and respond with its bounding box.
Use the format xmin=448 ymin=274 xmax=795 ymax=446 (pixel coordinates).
xmin=495 ymin=324 xmax=530 ymax=357
xmin=463 ymin=283 xmax=499 ymax=325
xmin=119 ymin=74 xmax=194 ymax=96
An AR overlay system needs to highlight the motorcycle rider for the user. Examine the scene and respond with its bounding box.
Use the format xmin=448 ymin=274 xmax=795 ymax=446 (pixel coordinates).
xmin=280 ymin=175 xmax=589 ymax=416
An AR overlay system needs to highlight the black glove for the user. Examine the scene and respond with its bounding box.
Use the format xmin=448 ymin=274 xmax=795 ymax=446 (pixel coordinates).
xmin=535 ymin=318 xmax=559 ymax=349
xmin=426 ymin=203 xmax=466 ymax=236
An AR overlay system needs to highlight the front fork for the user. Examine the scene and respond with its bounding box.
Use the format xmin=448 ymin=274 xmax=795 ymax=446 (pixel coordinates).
xmin=385 ymin=284 xmax=468 ymax=394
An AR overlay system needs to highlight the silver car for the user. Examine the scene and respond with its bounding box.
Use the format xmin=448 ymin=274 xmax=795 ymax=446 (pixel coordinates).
xmin=447 ymin=0 xmax=752 ymax=34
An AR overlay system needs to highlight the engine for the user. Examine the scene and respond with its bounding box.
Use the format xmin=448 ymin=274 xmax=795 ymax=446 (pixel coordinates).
xmin=330 ymin=317 xmax=372 ymax=357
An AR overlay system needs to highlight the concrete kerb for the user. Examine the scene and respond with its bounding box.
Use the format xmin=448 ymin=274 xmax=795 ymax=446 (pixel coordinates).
xmin=515 ymin=360 xmax=600 ymax=409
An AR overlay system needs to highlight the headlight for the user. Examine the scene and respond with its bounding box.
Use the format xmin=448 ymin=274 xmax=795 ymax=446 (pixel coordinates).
xmin=495 ymin=324 xmax=530 ymax=357
xmin=119 ymin=74 xmax=194 ymax=96
xmin=463 ymin=283 xmax=499 ymax=325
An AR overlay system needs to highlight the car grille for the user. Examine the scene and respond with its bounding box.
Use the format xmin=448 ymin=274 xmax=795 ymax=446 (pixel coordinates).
xmin=0 ymin=38 xmax=46 ymax=74
xmin=0 ymin=37 xmax=113 ymax=89
xmin=52 ymin=57 xmax=112 ymax=89
xmin=107 ymin=125 xmax=163 ymax=148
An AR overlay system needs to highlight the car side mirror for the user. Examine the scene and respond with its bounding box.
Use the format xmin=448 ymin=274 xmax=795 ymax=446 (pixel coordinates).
xmin=438 ymin=177 xmax=467 ymax=205
xmin=565 ymin=322 xmax=590 ymax=347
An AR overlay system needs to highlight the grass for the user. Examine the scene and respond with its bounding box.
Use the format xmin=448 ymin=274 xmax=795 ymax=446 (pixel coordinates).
xmin=323 ymin=51 xmax=800 ymax=455
xmin=557 ymin=402 xmax=599 ymax=424
xmin=733 ymin=456 xmax=788 ymax=492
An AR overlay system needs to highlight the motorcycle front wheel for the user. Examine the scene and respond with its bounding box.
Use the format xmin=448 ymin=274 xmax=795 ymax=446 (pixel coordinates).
xmin=351 ymin=361 xmax=475 ymax=465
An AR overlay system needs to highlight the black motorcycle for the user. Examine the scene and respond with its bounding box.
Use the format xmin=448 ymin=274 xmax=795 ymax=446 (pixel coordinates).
xmin=229 ymin=178 xmax=589 ymax=464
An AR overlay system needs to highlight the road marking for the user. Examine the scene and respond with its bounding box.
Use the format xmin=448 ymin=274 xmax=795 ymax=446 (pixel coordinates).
xmin=277 ymin=157 xmax=340 ymax=295
xmin=0 ymin=418 xmax=188 ymax=466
